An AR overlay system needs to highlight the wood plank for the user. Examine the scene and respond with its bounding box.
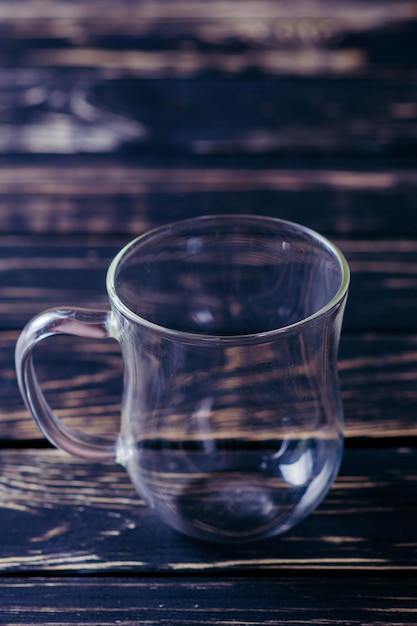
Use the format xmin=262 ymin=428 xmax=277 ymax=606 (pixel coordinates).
xmin=22 ymin=47 xmax=366 ymax=77
xmin=1 ymin=159 xmax=417 ymax=236
xmin=0 ymin=69 xmax=415 ymax=154
xmin=1 ymin=577 xmax=417 ymax=625
xmin=0 ymin=447 xmax=415 ymax=573
xmin=0 ymin=0 xmax=413 ymax=45
xmin=0 ymin=0 xmax=413 ymax=85
xmin=1 ymin=237 xmax=417 ymax=330
xmin=0 ymin=0 xmax=413 ymax=22
xmin=3 ymin=331 xmax=417 ymax=442
xmin=339 ymin=333 xmax=417 ymax=440
xmin=0 ymin=2 xmax=413 ymax=161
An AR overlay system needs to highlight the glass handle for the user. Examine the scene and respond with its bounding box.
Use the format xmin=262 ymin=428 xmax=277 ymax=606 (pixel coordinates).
xmin=15 ymin=307 xmax=118 ymax=462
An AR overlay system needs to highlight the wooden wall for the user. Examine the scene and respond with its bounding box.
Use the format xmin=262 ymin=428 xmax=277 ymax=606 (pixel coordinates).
xmin=1 ymin=4 xmax=417 ymax=574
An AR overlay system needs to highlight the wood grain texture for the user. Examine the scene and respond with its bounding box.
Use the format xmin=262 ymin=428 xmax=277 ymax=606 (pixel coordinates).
xmin=1 ymin=236 xmax=417 ymax=330
xmin=0 ymin=447 xmax=414 ymax=573
xmin=0 ymin=159 xmax=417 ymax=236
xmin=0 ymin=0 xmax=415 ymax=619
xmin=0 ymin=69 xmax=415 ymax=155
xmin=2 ymin=331 xmax=417 ymax=442
xmin=0 ymin=577 xmax=417 ymax=625
xmin=0 ymin=2 xmax=414 ymax=158
xmin=0 ymin=0 xmax=414 ymax=58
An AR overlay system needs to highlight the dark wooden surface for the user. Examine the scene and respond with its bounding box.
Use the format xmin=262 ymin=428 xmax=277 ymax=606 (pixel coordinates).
xmin=1 ymin=1 xmax=417 ymax=623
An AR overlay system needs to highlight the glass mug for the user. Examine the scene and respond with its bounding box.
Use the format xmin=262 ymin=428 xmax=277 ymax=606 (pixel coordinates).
xmin=15 ymin=215 xmax=350 ymax=543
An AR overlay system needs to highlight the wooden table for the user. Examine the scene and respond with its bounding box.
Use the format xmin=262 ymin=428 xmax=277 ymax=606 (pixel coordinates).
xmin=2 ymin=1 xmax=417 ymax=622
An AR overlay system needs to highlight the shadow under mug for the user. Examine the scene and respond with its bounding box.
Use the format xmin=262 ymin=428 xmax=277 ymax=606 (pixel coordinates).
xmin=15 ymin=215 xmax=350 ymax=543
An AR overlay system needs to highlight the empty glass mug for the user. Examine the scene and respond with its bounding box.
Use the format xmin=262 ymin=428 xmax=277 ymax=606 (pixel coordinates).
xmin=15 ymin=215 xmax=349 ymax=543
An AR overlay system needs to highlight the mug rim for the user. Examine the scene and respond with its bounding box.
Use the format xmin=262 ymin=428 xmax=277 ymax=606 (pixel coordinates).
xmin=106 ymin=214 xmax=350 ymax=343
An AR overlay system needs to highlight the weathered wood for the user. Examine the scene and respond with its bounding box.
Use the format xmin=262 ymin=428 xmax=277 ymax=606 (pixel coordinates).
xmin=0 ymin=0 xmax=414 ymax=619
xmin=0 ymin=69 xmax=415 ymax=154
xmin=0 ymin=0 xmax=413 ymax=158
xmin=1 ymin=237 xmax=417 ymax=330
xmin=0 ymin=159 xmax=417 ymax=236
xmin=0 ymin=0 xmax=414 ymax=59
xmin=0 ymin=0 xmax=413 ymax=100
xmin=1 ymin=577 xmax=417 ymax=625
xmin=0 ymin=447 xmax=415 ymax=573
xmin=0 ymin=0 xmax=413 ymax=24
xmin=3 ymin=331 xmax=417 ymax=442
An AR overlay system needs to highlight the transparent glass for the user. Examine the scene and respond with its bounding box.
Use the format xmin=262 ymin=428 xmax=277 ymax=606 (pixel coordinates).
xmin=15 ymin=215 xmax=350 ymax=543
